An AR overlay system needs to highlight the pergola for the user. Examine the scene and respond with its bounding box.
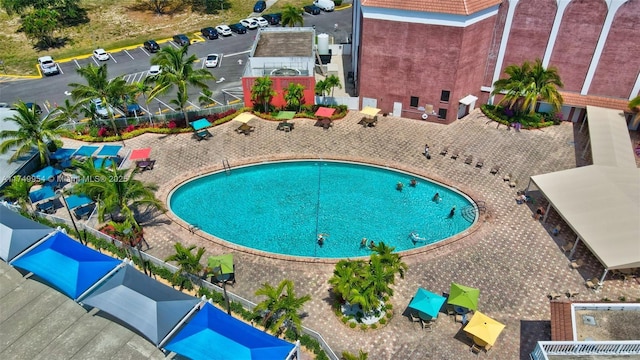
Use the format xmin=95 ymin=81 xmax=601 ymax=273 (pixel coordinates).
xmin=528 ymin=106 xmax=640 ymax=285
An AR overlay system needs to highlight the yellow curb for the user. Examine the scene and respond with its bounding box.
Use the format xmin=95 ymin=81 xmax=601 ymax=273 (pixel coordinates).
xmin=228 ymin=99 xmax=242 ymax=105
xmin=336 ymin=4 xmax=352 ymax=10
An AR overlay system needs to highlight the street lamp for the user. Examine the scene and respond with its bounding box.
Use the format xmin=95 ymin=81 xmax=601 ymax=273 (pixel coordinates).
xmin=57 ymin=190 xmax=85 ymax=245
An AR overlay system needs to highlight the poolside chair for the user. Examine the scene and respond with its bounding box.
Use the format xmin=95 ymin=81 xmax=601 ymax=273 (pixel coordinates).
xmin=423 ymin=320 xmax=433 ymax=332
xmin=490 ymin=164 xmax=500 ymax=175
xmin=570 ymin=259 xmax=584 ymax=269
xmin=451 ymin=149 xmax=460 ymax=160
xmin=561 ymin=242 xmax=574 ymax=253
xmin=475 ymin=158 xmax=484 ymax=168
xmin=409 ymin=312 xmax=423 ymax=329
xmin=585 ymin=278 xmax=600 ymax=290
xmin=470 ymin=343 xmax=482 ymax=354
xmin=136 ymin=159 xmax=156 ymax=172
xmin=464 ymin=155 xmax=473 ymax=165
xmin=195 ymin=129 xmax=212 ymax=141
xmin=547 ymin=291 xmax=562 ymax=300
xmin=509 ymin=178 xmax=517 ymax=188
xmin=440 ymin=146 xmax=449 ymax=156
xmin=445 ymin=304 xmax=456 ymax=317
xmin=503 ymin=172 xmax=511 ymax=182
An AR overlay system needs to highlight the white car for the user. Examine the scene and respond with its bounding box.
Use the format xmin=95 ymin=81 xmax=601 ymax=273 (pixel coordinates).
xmin=204 ymin=54 xmax=219 ymax=68
xmin=240 ymin=18 xmax=258 ymax=30
xmin=93 ymin=48 xmax=109 ymax=61
xmin=148 ymin=65 xmax=162 ymax=76
xmin=252 ymin=17 xmax=269 ymax=27
xmin=215 ymin=25 xmax=232 ymax=36
xmin=90 ymin=98 xmax=114 ymax=119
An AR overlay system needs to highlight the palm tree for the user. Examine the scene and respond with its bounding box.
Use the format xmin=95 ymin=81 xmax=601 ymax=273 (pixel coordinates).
xmin=629 ymin=95 xmax=640 ymax=127
xmin=165 ymin=242 xmax=205 ymax=290
xmin=328 ymin=260 xmax=363 ymax=303
xmin=315 ymin=79 xmax=331 ymax=97
xmin=146 ymin=45 xmax=215 ymax=124
xmin=371 ymin=241 xmax=408 ymax=279
xmin=71 ymin=162 xmax=165 ymax=226
xmin=325 ymin=74 xmax=342 ymax=97
xmin=0 ymin=101 xmax=68 ymax=165
xmin=0 ymin=176 xmax=35 ymax=211
xmin=281 ymin=5 xmax=304 ymax=27
xmin=254 ymin=279 xmax=311 ymax=336
xmin=52 ymin=99 xmax=81 ymax=125
xmin=492 ymin=59 xmax=563 ymax=114
xmin=364 ymin=256 xmax=395 ymax=298
xmin=284 ymin=82 xmax=305 ymax=112
xmin=250 ymin=76 xmax=277 ymax=113
xmin=69 ymin=63 xmax=133 ymax=137
xmin=342 ymin=350 xmax=368 ymax=360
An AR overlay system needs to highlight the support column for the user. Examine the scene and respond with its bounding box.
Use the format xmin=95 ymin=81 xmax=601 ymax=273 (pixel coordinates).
xmin=568 ymin=237 xmax=581 ymax=259
xmin=581 ymin=0 xmax=628 ymax=95
xmin=542 ymin=0 xmax=572 ymax=67
xmin=489 ymin=0 xmax=520 ymax=102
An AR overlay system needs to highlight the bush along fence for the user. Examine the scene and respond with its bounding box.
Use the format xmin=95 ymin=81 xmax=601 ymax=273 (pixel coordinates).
xmin=481 ymin=104 xmax=561 ymax=129
xmin=1 ymin=203 xmax=338 ymax=360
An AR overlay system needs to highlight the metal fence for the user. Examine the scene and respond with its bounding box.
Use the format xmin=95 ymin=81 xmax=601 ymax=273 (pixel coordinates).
xmin=531 ymin=341 xmax=640 ymax=359
xmin=1 ymin=202 xmax=338 ymax=360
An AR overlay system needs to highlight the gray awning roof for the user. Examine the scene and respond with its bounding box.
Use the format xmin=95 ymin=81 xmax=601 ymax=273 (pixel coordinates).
xmin=586 ymin=105 xmax=637 ymax=168
xmin=0 ymin=205 xmax=54 ymax=261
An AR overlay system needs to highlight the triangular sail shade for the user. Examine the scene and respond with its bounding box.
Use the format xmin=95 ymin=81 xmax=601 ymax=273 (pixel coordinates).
xmin=28 ymin=186 xmax=56 ymax=203
xmin=314 ymin=107 xmax=336 ymax=118
xmin=191 ymin=118 xmax=211 ymax=131
xmin=51 ymin=148 xmax=76 ymax=160
xmin=65 ymin=195 xmax=93 ymax=210
xmin=275 ymin=111 xmax=296 ymax=120
xmin=360 ymin=106 xmax=381 ymax=117
xmin=30 ymin=166 xmax=62 ymax=181
xmin=0 ymin=206 xmax=53 ymax=261
xmin=233 ymin=113 xmax=255 ymax=124
xmin=73 ymin=145 xmax=99 ymax=158
xmin=129 ymin=148 xmax=152 ymax=161
xmin=96 ymin=145 xmax=122 ymax=157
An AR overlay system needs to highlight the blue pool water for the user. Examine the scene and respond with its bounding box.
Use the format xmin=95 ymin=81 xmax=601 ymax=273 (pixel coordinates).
xmin=169 ymin=161 xmax=476 ymax=258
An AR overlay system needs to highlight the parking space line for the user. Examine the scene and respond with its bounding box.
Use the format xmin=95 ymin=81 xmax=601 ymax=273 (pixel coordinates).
xmin=224 ymin=50 xmax=251 ymax=57
xmin=124 ymin=50 xmax=134 ymax=60
xmin=110 ymin=55 xmax=118 ymax=64
xmin=140 ymin=47 xmax=150 ymax=57
xmin=73 ymin=59 xmax=81 ymax=69
xmin=57 ymin=64 xmax=64 ymax=75
xmin=155 ymin=99 xmax=175 ymax=112
xmin=170 ymin=41 xmax=180 ymax=49
xmin=199 ymin=91 xmax=219 ymax=106
xmin=187 ymin=101 xmax=200 ymax=110
xmin=219 ymin=53 xmax=224 ymax=66
xmin=92 ymin=57 xmax=100 ymax=66
xmin=200 ymin=58 xmax=206 ymax=69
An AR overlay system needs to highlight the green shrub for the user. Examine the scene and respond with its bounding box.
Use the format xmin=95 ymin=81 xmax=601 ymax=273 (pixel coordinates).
xmin=360 ymin=324 xmax=368 ymax=331
xmin=334 ymin=0 xmax=343 ymax=5
xmin=370 ymin=323 xmax=377 ymax=330
xmin=341 ymin=316 xmax=349 ymax=324
xmin=379 ymin=317 xmax=386 ymax=325
xmin=349 ymin=322 xmax=357 ymax=328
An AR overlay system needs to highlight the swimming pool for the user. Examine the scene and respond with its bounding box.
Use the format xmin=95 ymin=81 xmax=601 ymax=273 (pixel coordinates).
xmin=169 ymin=161 xmax=476 ymax=258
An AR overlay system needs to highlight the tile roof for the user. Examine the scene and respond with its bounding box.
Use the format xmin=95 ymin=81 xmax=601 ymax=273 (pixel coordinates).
xmin=360 ymin=0 xmax=502 ymax=15
xmin=559 ymin=92 xmax=630 ymax=112
xmin=550 ymin=300 xmax=574 ymax=341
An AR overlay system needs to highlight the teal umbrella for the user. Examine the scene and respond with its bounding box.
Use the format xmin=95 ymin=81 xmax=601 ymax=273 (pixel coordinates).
xmin=408 ymin=288 xmax=446 ymax=319
xmin=447 ymin=282 xmax=480 ymax=311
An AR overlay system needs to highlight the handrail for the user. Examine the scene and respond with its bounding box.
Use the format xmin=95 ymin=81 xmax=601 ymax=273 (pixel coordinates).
xmin=223 ymin=158 xmax=231 ymax=174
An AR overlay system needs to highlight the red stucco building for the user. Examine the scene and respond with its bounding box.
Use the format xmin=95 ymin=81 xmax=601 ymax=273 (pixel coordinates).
xmin=352 ymin=0 xmax=640 ymax=127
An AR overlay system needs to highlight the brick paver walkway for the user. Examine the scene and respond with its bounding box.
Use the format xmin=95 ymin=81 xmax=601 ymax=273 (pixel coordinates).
xmin=62 ymin=110 xmax=640 ymax=360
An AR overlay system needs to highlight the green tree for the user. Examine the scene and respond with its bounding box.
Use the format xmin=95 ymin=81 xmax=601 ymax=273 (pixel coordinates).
xmin=325 ymin=74 xmax=342 ymax=97
xmin=0 ymin=176 xmax=35 ymax=211
xmin=342 ymin=350 xmax=368 ymax=360
xmin=371 ymin=241 xmax=408 ymax=279
xmin=52 ymin=98 xmax=80 ymax=125
xmin=0 ymin=101 xmax=67 ymax=165
xmin=165 ymin=242 xmax=205 ymax=290
xmin=250 ymin=76 xmax=276 ymax=113
xmin=20 ymin=8 xmax=60 ymax=47
xmin=492 ymin=58 xmax=563 ymax=114
xmin=284 ymin=82 xmax=305 ymax=112
xmin=315 ymin=79 xmax=331 ymax=96
xmin=146 ymin=45 xmax=215 ymax=124
xmin=328 ymin=260 xmax=363 ymax=303
xmin=69 ymin=63 xmax=134 ymax=138
xmin=254 ymin=279 xmax=311 ymax=336
xmin=281 ymin=4 xmax=303 ymax=27
xmin=628 ymin=95 xmax=640 ymax=127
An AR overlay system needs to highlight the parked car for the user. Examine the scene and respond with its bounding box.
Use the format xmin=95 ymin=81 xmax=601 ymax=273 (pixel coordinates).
xmin=240 ymin=18 xmax=259 ymax=30
xmin=148 ymin=65 xmax=162 ymax=76
xmin=215 ymin=25 xmax=232 ymax=36
xmin=143 ymin=40 xmax=160 ymax=53
xmin=201 ymin=27 xmax=219 ymax=40
xmin=93 ymin=48 xmax=110 ymax=61
xmin=38 ymin=56 xmax=59 ymax=76
xmin=204 ymin=54 xmax=219 ymax=68
xmin=253 ymin=0 xmax=266 ymax=12
xmin=173 ymin=34 xmax=190 ymax=47
xmin=313 ymin=0 xmax=335 ymax=11
xmin=90 ymin=98 xmax=113 ymax=119
xmin=262 ymin=14 xmax=280 ymax=25
xmin=304 ymin=4 xmax=321 ymax=15
xmin=229 ymin=23 xmax=247 ymax=34
xmin=252 ymin=17 xmax=269 ymax=27
xmin=25 ymin=102 xmax=42 ymax=115
xmin=118 ymin=96 xmax=143 ymax=117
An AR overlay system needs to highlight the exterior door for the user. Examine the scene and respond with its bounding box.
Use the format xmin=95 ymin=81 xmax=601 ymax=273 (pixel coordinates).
xmin=392 ymin=102 xmax=402 ymax=117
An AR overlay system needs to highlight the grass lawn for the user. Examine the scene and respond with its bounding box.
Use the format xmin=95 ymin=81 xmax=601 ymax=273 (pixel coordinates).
xmin=0 ymin=0 xmax=309 ymax=75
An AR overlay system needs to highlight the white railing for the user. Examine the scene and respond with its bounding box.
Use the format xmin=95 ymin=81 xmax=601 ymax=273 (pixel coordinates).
xmin=531 ymin=341 xmax=640 ymax=359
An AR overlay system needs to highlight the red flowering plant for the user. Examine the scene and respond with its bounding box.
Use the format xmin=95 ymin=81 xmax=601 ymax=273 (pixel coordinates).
xmin=97 ymin=127 xmax=109 ymax=137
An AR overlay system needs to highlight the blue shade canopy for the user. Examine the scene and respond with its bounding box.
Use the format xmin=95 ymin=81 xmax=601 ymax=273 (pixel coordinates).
xmin=191 ymin=118 xmax=211 ymax=131
xmin=51 ymin=148 xmax=76 ymax=160
xmin=29 ymin=186 xmax=56 ymax=203
xmin=65 ymin=195 xmax=93 ymax=210
xmin=0 ymin=206 xmax=53 ymax=261
xmin=73 ymin=145 xmax=99 ymax=157
xmin=10 ymin=231 xmax=121 ymax=299
xmin=408 ymin=288 xmax=447 ymax=319
xmin=81 ymin=265 xmax=199 ymax=345
xmin=93 ymin=157 xmax=114 ymax=168
xmin=30 ymin=166 xmax=62 ymax=181
xmin=96 ymin=145 xmax=122 ymax=157
xmin=165 ymin=302 xmax=295 ymax=360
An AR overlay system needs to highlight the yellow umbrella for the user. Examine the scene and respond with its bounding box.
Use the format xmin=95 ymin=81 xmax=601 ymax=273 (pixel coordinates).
xmin=233 ymin=112 xmax=255 ymax=124
xmin=463 ymin=311 xmax=505 ymax=347
xmin=360 ymin=106 xmax=381 ymax=117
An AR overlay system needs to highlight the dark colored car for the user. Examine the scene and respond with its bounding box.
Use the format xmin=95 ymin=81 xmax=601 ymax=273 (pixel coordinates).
xmin=229 ymin=23 xmax=247 ymax=34
xmin=118 ymin=96 xmax=143 ymax=117
xmin=303 ymin=4 xmax=321 ymax=15
xmin=200 ymin=27 xmax=219 ymax=40
xmin=25 ymin=102 xmax=42 ymax=115
xmin=262 ymin=14 xmax=280 ymax=25
xmin=143 ymin=40 xmax=160 ymax=53
xmin=172 ymin=34 xmax=190 ymax=47
xmin=253 ymin=0 xmax=266 ymax=12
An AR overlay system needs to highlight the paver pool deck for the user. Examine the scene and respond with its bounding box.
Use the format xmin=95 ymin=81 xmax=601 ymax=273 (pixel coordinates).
xmin=59 ymin=110 xmax=640 ymax=359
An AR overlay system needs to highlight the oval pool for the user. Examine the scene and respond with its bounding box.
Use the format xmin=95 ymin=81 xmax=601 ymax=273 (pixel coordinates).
xmin=168 ymin=161 xmax=476 ymax=258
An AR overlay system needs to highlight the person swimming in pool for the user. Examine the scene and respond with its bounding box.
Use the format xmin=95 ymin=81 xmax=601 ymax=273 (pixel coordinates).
xmin=360 ymin=237 xmax=367 ymax=247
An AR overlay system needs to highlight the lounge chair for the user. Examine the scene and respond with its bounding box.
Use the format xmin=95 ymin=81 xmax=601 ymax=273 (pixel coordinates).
xmin=37 ymin=199 xmax=56 ymax=214
xmin=73 ymin=204 xmax=94 ymax=220
xmin=490 ymin=164 xmax=500 ymax=175
xmin=475 ymin=158 xmax=484 ymax=168
xmin=423 ymin=320 xmax=433 ymax=332
xmin=471 ymin=343 xmax=482 ymax=354
xmin=409 ymin=312 xmax=423 ymax=329
xmin=451 ymin=149 xmax=460 ymax=160
xmin=570 ymin=259 xmax=584 ymax=269
xmin=509 ymin=178 xmax=517 ymax=188
xmin=561 ymin=242 xmax=574 ymax=253
xmin=464 ymin=155 xmax=473 ymax=165
xmin=547 ymin=292 xmax=562 ymax=300
xmin=445 ymin=303 xmax=456 ymax=317
xmin=136 ymin=159 xmax=156 ymax=172
xmin=440 ymin=146 xmax=449 ymax=156
xmin=585 ymin=278 xmax=600 ymax=290
xmin=503 ymin=172 xmax=512 ymax=182
xmin=195 ymin=129 xmax=212 ymax=141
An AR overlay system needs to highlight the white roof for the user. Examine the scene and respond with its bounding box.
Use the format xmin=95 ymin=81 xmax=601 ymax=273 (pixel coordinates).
xmin=530 ymin=106 xmax=640 ymax=270
xmin=459 ymin=94 xmax=478 ymax=106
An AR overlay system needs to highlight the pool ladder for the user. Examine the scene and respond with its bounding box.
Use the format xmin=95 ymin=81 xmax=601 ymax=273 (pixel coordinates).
xmin=222 ymin=158 xmax=231 ymax=174
xmin=461 ymin=201 xmax=485 ymax=223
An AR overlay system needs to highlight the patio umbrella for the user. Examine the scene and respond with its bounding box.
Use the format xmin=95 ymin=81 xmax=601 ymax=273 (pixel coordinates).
xmin=360 ymin=106 xmax=381 ymax=117
xmin=190 ymin=118 xmax=211 ymax=131
xmin=408 ymin=288 xmax=446 ymax=319
xmin=463 ymin=311 xmax=505 ymax=347
xmin=30 ymin=166 xmax=62 ymax=182
xmin=129 ymin=148 xmax=152 ymax=161
xmin=96 ymin=145 xmax=122 ymax=157
xmin=208 ymin=254 xmax=234 ymax=275
xmin=315 ymin=107 xmax=336 ymax=118
xmin=233 ymin=112 xmax=255 ymax=124
xmin=275 ymin=111 xmax=296 ymax=120
xmin=447 ymin=282 xmax=480 ymax=311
